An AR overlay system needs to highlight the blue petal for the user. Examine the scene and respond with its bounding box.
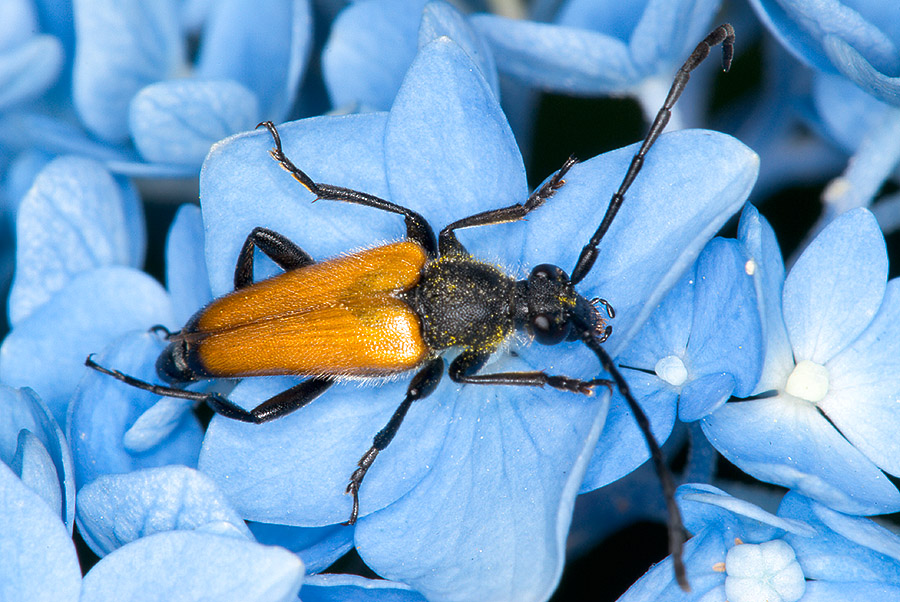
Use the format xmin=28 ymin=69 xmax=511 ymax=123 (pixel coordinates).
xmin=248 ymin=521 xmax=353 ymax=574
xmin=470 ymin=15 xmax=640 ymax=93
xmin=555 ymin=0 xmax=643 ymax=33
xmin=521 ymin=130 xmax=759 ymax=356
xmin=123 ymin=395 xmax=196 ymax=453
xmin=778 ymin=493 xmax=900 ymax=583
xmin=746 ymin=0 xmax=899 ymax=76
xmin=0 ymin=35 xmax=63 ymax=111
xmin=679 ymin=372 xmax=735 ymax=422
xmin=581 ymin=370 xmax=677 ymax=490
xmin=783 ymin=208 xmax=887 ymax=363
xmin=616 ymin=527 xmax=727 ymax=602
xmin=0 ymin=111 xmax=134 ymax=163
xmin=68 ymin=331 xmax=203 ymax=489
xmin=9 ymin=156 xmax=135 ymax=325
xmin=418 ymin=2 xmax=499 ymax=98
xmin=0 ymin=267 xmax=176 ymax=426
xmin=76 ymin=465 xmax=252 ymax=557
xmin=678 ymin=484 xmax=814 ymax=543
xmin=73 ymin=0 xmax=184 ymax=141
xmin=195 ymin=0 xmax=311 ymax=120
xmin=803 ymin=582 xmax=900 ymax=601
xmin=701 ymin=396 xmax=900 ymax=514
xmin=384 ymin=36 xmax=527 ymax=230
xmin=79 ymin=531 xmax=304 ymax=602
xmin=302 ymin=574 xmax=427 ymax=602
xmin=628 ymin=0 xmax=722 ymax=75
xmin=618 ymin=266 xmax=694 ymax=371
xmin=737 ymin=204 xmax=793 ymax=393
xmin=0 ymin=385 xmax=75 ymax=531
xmin=322 ymin=0 xmax=427 ymax=111
xmin=0 ymin=0 xmax=39 ymax=49
xmin=823 ymin=278 xmax=900 ymax=476
xmin=200 ymin=375 xmax=453 ymax=525
xmin=9 ymin=429 xmax=62 ymax=522
xmin=165 ymin=204 xmax=212 ymax=325
xmin=685 ymin=238 xmax=763 ymax=400
xmin=200 ymin=113 xmax=395 ymax=297
xmin=824 ymin=35 xmax=900 ymax=105
xmin=355 ymin=384 xmax=608 ymax=602
xmin=129 ymin=79 xmax=260 ymax=166
xmin=0 ymin=462 xmax=81 ymax=602
xmin=115 ymin=174 xmax=147 ymax=269
xmin=813 ymin=72 xmax=894 ymax=152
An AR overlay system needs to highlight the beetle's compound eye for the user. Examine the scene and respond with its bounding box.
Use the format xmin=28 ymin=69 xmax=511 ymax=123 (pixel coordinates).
xmin=531 ymin=312 xmax=568 ymax=345
xmin=530 ymin=264 xmax=567 ymax=282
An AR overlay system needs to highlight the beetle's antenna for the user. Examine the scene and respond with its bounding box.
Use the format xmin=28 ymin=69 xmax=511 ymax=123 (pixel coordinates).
xmin=576 ymin=329 xmax=690 ymax=591
xmin=84 ymin=355 xmax=212 ymax=402
xmin=570 ymin=24 xmax=735 ymax=285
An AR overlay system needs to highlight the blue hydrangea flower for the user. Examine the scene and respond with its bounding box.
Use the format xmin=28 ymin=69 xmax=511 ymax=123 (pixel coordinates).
xmin=702 ymin=204 xmax=900 ymax=515
xmin=748 ymin=0 xmax=900 ymax=233
xmin=195 ymin=36 xmax=757 ymax=601
xmin=323 ymin=0 xmax=498 ymax=111
xmin=580 ymin=233 xmax=764 ymax=492
xmin=0 ymin=384 xmax=74 ymax=531
xmin=617 ymin=484 xmax=900 ymax=601
xmin=471 ymin=0 xmax=724 ymax=126
xmin=0 ymin=0 xmax=63 ymax=113
xmin=747 ymin=0 xmax=900 ymax=104
xmin=1 ymin=0 xmax=312 ymax=178
xmin=0 ymin=156 xmax=159 ymax=425
xmin=1 ymin=11 xmax=764 ymax=601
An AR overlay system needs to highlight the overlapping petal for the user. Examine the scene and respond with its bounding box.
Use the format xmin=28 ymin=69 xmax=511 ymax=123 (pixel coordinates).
xmin=79 ymin=530 xmax=303 ymax=602
xmin=1 ymin=267 xmax=175 ymax=425
xmin=195 ymin=0 xmax=311 ymax=121
xmin=75 ymin=465 xmax=252 ymax=557
xmin=8 ymin=156 xmax=141 ymax=325
xmin=72 ymin=0 xmax=184 ymax=142
xmin=68 ymin=332 xmax=202 ymax=489
xmin=0 ymin=462 xmax=81 ymax=602
xmin=0 ymin=384 xmax=75 ymax=530
xmin=129 ymin=79 xmax=259 ymax=166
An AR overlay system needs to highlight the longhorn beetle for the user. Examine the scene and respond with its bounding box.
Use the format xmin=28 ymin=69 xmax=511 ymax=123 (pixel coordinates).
xmin=87 ymin=24 xmax=735 ymax=590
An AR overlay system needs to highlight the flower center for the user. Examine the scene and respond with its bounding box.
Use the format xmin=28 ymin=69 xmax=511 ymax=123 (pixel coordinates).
xmin=725 ymin=539 xmax=805 ymax=602
xmin=784 ymin=359 xmax=829 ymax=403
xmin=655 ymin=355 xmax=687 ymax=386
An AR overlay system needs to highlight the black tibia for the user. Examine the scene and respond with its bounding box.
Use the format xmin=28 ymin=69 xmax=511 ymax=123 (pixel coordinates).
xmin=344 ymin=357 xmax=444 ymax=525
xmin=438 ymin=156 xmax=578 ymax=256
xmin=447 ymin=349 xmax=612 ymax=396
xmin=85 ymin=355 xmax=333 ymax=425
xmin=258 ymin=121 xmax=437 ymax=256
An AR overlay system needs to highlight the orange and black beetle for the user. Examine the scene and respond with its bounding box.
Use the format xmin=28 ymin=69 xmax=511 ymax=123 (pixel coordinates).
xmin=87 ymin=24 xmax=734 ymax=588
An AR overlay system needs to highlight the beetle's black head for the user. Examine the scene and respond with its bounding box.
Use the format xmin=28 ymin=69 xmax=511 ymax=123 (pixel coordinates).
xmin=516 ymin=264 xmax=608 ymax=345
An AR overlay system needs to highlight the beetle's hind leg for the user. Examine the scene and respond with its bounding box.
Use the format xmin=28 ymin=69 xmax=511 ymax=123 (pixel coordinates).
xmin=207 ymin=378 xmax=333 ymax=423
xmin=344 ymin=358 xmax=444 ymax=525
xmin=235 ymin=226 xmax=315 ymax=290
xmin=85 ymin=355 xmax=333 ymax=424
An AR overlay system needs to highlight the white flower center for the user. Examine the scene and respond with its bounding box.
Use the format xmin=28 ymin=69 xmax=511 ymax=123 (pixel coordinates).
xmin=784 ymin=359 xmax=829 ymax=403
xmin=725 ymin=540 xmax=805 ymax=602
xmin=655 ymin=355 xmax=688 ymax=387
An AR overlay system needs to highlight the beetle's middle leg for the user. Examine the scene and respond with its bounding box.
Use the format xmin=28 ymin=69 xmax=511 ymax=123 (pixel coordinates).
xmin=344 ymin=357 xmax=444 ymax=525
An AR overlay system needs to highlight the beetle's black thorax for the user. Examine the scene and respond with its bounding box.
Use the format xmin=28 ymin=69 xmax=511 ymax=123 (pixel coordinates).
xmin=403 ymin=253 xmax=517 ymax=353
